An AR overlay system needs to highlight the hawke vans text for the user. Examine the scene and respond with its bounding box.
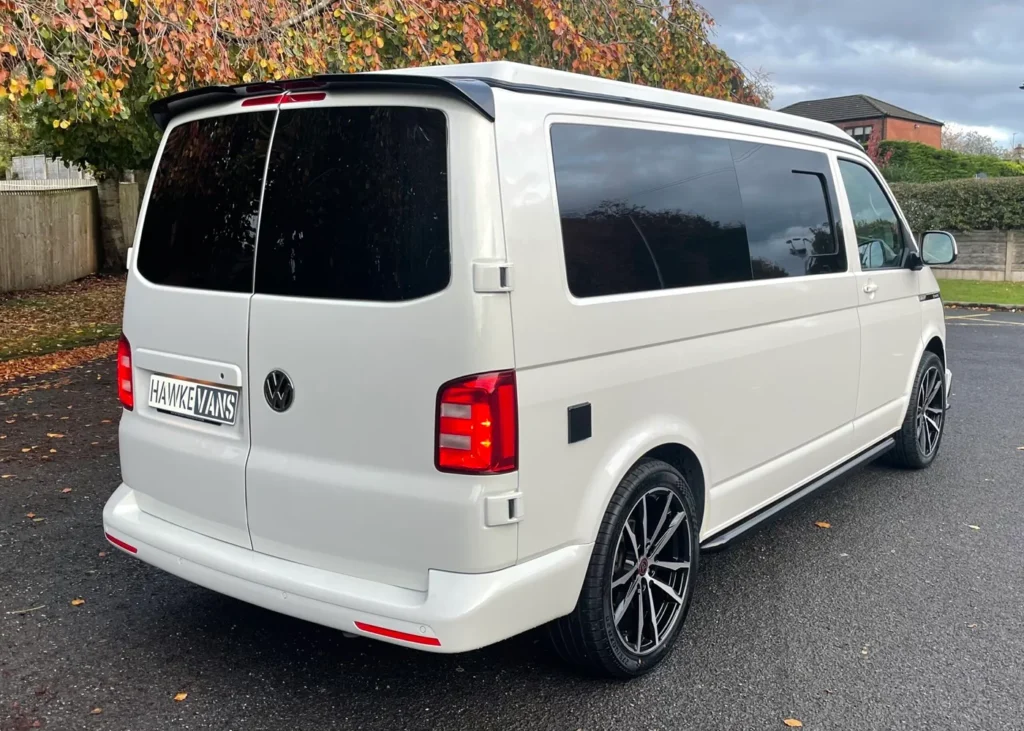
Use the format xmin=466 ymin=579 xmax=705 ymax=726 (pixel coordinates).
xmin=104 ymin=62 xmax=956 ymax=677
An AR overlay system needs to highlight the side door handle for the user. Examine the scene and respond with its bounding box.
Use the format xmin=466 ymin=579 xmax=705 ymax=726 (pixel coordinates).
xmin=863 ymin=282 xmax=878 ymax=294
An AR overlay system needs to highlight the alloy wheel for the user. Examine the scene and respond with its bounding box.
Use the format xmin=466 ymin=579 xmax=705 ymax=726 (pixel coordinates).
xmin=610 ymin=487 xmax=693 ymax=656
xmin=915 ymin=365 xmax=944 ymax=458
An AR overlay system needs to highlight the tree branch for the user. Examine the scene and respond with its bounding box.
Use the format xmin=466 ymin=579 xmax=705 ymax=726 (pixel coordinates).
xmin=277 ymin=0 xmax=336 ymax=29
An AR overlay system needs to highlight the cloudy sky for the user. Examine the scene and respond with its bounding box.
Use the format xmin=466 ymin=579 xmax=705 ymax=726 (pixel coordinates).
xmin=700 ymin=0 xmax=1024 ymax=147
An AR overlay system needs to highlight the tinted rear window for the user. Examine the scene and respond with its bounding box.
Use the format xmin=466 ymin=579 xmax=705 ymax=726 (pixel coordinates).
xmin=551 ymin=125 xmax=750 ymax=298
xmin=551 ymin=124 xmax=844 ymax=298
xmin=137 ymin=111 xmax=275 ymax=292
xmin=730 ymin=141 xmax=844 ymax=278
xmin=254 ymin=107 xmax=450 ymax=301
xmin=138 ymin=106 xmax=449 ymax=301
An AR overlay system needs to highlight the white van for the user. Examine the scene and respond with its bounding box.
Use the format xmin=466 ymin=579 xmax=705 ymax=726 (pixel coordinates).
xmin=104 ymin=62 xmax=956 ymax=678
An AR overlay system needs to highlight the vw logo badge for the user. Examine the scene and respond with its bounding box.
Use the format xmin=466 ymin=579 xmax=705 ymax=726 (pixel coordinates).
xmin=264 ymin=370 xmax=294 ymax=412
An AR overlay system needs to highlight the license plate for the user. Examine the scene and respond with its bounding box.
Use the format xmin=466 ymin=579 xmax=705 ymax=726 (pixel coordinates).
xmin=148 ymin=374 xmax=239 ymax=426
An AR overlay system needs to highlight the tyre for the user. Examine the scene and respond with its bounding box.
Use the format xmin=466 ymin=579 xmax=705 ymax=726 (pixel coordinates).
xmin=888 ymin=351 xmax=946 ymax=469
xmin=548 ymin=459 xmax=699 ymax=678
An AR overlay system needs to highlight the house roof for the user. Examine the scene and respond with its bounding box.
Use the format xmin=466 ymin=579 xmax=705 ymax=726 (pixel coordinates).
xmin=778 ymin=94 xmax=943 ymax=126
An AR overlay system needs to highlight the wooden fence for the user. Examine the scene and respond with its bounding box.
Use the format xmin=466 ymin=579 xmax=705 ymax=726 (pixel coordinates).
xmin=0 ymin=185 xmax=100 ymax=293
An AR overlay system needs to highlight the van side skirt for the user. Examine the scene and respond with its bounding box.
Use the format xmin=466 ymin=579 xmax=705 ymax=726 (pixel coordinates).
xmin=700 ymin=435 xmax=897 ymax=552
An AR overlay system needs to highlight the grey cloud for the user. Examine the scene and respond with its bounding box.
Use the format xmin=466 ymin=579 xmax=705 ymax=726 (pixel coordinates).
xmin=701 ymin=0 xmax=1024 ymax=141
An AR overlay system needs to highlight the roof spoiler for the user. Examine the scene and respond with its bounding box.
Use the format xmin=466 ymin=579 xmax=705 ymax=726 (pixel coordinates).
xmin=149 ymin=73 xmax=495 ymax=130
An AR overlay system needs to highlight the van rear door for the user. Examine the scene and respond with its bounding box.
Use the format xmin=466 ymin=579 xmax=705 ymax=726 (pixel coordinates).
xmin=121 ymin=108 xmax=275 ymax=548
xmin=244 ymin=94 xmax=518 ymax=592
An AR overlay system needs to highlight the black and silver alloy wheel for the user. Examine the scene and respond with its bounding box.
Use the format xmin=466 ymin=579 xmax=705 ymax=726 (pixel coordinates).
xmin=548 ymin=458 xmax=699 ymax=678
xmin=914 ymin=364 xmax=944 ymax=458
xmin=889 ymin=350 xmax=946 ymax=469
xmin=611 ymin=487 xmax=692 ymax=656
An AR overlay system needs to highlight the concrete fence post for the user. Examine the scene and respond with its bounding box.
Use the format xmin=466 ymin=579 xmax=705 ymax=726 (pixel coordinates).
xmin=1006 ymin=231 xmax=1016 ymax=283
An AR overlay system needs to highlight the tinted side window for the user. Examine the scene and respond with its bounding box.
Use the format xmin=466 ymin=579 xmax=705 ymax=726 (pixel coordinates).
xmin=137 ymin=112 xmax=275 ymax=292
xmin=551 ymin=124 xmax=750 ymax=297
xmin=838 ymin=160 xmax=905 ymax=270
xmin=730 ymin=141 xmax=845 ymax=278
xmin=255 ymin=107 xmax=449 ymax=301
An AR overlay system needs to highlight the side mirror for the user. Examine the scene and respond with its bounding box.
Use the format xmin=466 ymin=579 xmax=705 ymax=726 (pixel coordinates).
xmin=921 ymin=231 xmax=958 ymax=266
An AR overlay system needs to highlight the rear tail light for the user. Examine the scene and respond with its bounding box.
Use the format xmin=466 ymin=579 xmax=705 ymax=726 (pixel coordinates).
xmin=117 ymin=334 xmax=134 ymax=410
xmin=436 ymin=371 xmax=517 ymax=474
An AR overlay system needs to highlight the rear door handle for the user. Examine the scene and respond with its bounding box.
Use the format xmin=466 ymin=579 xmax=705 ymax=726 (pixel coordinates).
xmin=863 ymin=282 xmax=878 ymax=294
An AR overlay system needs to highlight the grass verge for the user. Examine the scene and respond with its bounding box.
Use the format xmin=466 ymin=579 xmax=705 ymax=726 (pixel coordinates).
xmin=938 ymin=279 xmax=1024 ymax=307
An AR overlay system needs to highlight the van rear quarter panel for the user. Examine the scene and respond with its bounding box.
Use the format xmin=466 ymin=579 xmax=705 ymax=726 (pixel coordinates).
xmin=493 ymin=91 xmax=864 ymax=559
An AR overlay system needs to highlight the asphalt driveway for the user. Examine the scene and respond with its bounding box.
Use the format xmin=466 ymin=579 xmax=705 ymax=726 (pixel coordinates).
xmin=2 ymin=310 xmax=1022 ymax=730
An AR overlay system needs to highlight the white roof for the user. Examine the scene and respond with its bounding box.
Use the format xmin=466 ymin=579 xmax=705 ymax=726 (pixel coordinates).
xmin=380 ymin=61 xmax=853 ymax=147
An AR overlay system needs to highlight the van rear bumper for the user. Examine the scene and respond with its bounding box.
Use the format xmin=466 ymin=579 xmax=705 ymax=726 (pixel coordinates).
xmin=103 ymin=484 xmax=591 ymax=653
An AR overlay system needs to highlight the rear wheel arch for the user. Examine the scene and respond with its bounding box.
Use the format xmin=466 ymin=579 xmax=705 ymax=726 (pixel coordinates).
xmin=925 ymin=335 xmax=945 ymax=365
xmin=576 ymin=437 xmax=708 ymax=552
xmin=643 ymin=443 xmax=706 ymax=533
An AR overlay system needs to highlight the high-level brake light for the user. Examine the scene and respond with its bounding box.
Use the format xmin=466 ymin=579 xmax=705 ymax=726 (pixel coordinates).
xmin=241 ymin=91 xmax=327 ymax=107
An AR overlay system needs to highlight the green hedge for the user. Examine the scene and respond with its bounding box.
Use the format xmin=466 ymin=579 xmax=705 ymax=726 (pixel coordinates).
xmin=879 ymin=140 xmax=1024 ymax=183
xmin=890 ymin=177 xmax=1024 ymax=231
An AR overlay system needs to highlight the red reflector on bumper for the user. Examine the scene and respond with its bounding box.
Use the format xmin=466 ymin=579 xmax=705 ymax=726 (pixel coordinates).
xmin=105 ymin=532 xmax=138 ymax=554
xmin=354 ymin=621 xmax=441 ymax=646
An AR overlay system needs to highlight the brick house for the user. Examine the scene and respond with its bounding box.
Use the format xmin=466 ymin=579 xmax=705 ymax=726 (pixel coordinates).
xmin=779 ymin=95 xmax=943 ymax=148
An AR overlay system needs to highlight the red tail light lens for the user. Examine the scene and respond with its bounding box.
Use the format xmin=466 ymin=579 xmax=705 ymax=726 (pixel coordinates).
xmin=117 ymin=334 xmax=134 ymax=410
xmin=436 ymin=371 xmax=517 ymax=474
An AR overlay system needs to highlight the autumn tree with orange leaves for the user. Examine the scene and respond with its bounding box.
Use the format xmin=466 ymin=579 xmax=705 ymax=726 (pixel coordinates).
xmin=0 ymin=0 xmax=768 ymax=269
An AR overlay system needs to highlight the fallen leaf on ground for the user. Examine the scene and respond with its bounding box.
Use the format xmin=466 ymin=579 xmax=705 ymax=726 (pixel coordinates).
xmin=70 ymin=598 xmax=85 ymax=606
xmin=61 ymin=487 xmax=72 ymax=493
xmin=173 ymin=692 xmax=188 ymax=702
xmin=32 ymin=517 xmax=44 ymax=522
xmin=91 ymin=707 xmax=103 ymax=715
xmin=100 ymin=419 xmax=111 ymax=424
xmin=21 ymin=447 xmax=31 ymax=452
xmin=783 ymin=720 xmax=803 ymax=728
xmin=1017 ymin=446 xmax=1024 ymax=450
xmin=25 ymin=512 xmax=35 ymax=518
xmin=49 ymin=448 xmax=57 ymax=453
xmin=98 ymin=551 xmax=107 ymax=558
xmin=814 ymin=521 xmax=831 ymax=529
xmin=46 ymin=432 xmax=64 ymax=438
xmin=968 ymin=525 xmax=980 ymax=530
xmin=2 ymin=474 xmax=14 ymax=479
xmin=0 ymin=343 xmax=118 ymax=385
